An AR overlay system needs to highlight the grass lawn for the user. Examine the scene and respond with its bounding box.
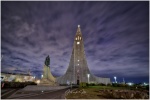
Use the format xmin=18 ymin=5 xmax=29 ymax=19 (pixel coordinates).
xmin=88 ymin=86 xmax=131 ymax=90
xmin=65 ymin=86 xmax=131 ymax=99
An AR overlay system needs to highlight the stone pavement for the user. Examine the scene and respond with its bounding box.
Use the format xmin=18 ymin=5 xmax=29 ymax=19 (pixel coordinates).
xmin=22 ymin=85 xmax=70 ymax=91
xmin=7 ymin=88 xmax=70 ymax=99
xmin=1 ymin=88 xmax=20 ymax=99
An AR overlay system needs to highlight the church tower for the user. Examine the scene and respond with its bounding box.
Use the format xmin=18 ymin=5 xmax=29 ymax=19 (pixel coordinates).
xmin=56 ymin=25 xmax=110 ymax=85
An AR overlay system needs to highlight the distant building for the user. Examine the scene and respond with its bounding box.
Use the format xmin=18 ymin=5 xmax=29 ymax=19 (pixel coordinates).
xmin=1 ymin=72 xmax=35 ymax=82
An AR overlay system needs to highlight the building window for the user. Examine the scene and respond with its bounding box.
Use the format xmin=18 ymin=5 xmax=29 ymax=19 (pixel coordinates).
xmin=76 ymin=38 xmax=77 ymax=40
xmin=77 ymin=42 xmax=80 ymax=44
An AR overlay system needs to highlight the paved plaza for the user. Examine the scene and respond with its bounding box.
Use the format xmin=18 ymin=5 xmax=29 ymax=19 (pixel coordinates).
xmin=2 ymin=86 xmax=71 ymax=99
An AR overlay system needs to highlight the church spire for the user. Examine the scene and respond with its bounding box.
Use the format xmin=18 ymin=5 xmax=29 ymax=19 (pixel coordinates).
xmin=56 ymin=25 xmax=111 ymax=85
xmin=76 ymin=25 xmax=81 ymax=35
xmin=75 ymin=25 xmax=82 ymax=41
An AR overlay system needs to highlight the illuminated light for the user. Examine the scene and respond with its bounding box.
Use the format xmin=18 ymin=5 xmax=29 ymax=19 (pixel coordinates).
xmin=76 ymin=38 xmax=77 ymax=40
xmin=77 ymin=42 xmax=80 ymax=44
xmin=78 ymin=25 xmax=80 ymax=28
xmin=114 ymin=76 xmax=117 ymax=83
xmin=24 ymin=76 xmax=27 ymax=80
xmin=78 ymin=64 xmax=79 ymax=65
xmin=78 ymin=60 xmax=79 ymax=62
xmin=67 ymin=80 xmax=70 ymax=85
xmin=42 ymin=91 xmax=44 ymax=92
xmin=127 ymin=82 xmax=133 ymax=86
xmin=144 ymin=82 xmax=148 ymax=86
xmin=41 ymin=75 xmax=43 ymax=78
xmin=36 ymin=80 xmax=40 ymax=84
xmin=129 ymin=83 xmax=132 ymax=86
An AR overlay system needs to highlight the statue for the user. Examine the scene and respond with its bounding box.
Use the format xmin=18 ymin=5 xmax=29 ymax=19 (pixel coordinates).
xmin=40 ymin=55 xmax=56 ymax=86
xmin=45 ymin=55 xmax=50 ymax=66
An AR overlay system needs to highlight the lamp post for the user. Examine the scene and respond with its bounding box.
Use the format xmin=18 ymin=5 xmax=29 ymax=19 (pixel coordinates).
xmin=33 ymin=76 xmax=36 ymax=81
xmin=114 ymin=76 xmax=117 ymax=83
xmin=87 ymin=74 xmax=90 ymax=83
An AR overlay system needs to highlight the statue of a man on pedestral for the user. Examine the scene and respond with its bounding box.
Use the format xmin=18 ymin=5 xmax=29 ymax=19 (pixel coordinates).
xmin=45 ymin=55 xmax=50 ymax=66
xmin=40 ymin=55 xmax=56 ymax=86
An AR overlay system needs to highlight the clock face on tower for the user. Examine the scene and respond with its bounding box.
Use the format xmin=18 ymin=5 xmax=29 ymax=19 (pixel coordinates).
xmin=77 ymin=42 xmax=80 ymax=44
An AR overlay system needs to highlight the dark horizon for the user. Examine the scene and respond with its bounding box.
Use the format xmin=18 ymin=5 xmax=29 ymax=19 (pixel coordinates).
xmin=1 ymin=1 xmax=149 ymax=83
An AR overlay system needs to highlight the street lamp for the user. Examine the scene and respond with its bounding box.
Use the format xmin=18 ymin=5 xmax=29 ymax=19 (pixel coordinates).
xmin=87 ymin=74 xmax=90 ymax=83
xmin=114 ymin=76 xmax=117 ymax=83
xmin=41 ymin=75 xmax=43 ymax=78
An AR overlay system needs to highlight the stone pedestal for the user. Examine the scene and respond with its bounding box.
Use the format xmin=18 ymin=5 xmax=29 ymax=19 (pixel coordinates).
xmin=40 ymin=64 xmax=57 ymax=86
xmin=40 ymin=78 xmax=57 ymax=86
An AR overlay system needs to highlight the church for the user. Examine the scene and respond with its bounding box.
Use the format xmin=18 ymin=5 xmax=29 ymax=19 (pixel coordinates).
xmin=56 ymin=25 xmax=111 ymax=85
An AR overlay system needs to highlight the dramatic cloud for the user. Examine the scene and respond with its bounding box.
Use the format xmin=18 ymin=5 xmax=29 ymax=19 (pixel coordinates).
xmin=1 ymin=1 xmax=149 ymax=83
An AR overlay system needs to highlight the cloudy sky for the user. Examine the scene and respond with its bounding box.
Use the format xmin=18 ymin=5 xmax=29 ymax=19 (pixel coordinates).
xmin=1 ymin=1 xmax=149 ymax=83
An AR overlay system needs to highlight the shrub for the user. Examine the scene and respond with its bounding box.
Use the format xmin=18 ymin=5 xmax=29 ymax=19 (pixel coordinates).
xmin=97 ymin=83 xmax=106 ymax=86
xmin=107 ymin=83 xmax=112 ymax=86
xmin=89 ymin=83 xmax=95 ymax=86
xmin=79 ymin=82 xmax=87 ymax=88
xmin=112 ymin=83 xmax=118 ymax=87
xmin=146 ymin=85 xmax=149 ymax=90
xmin=86 ymin=83 xmax=89 ymax=87
xmin=1 ymin=82 xmax=37 ymax=88
xmin=59 ymin=84 xmax=68 ymax=86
